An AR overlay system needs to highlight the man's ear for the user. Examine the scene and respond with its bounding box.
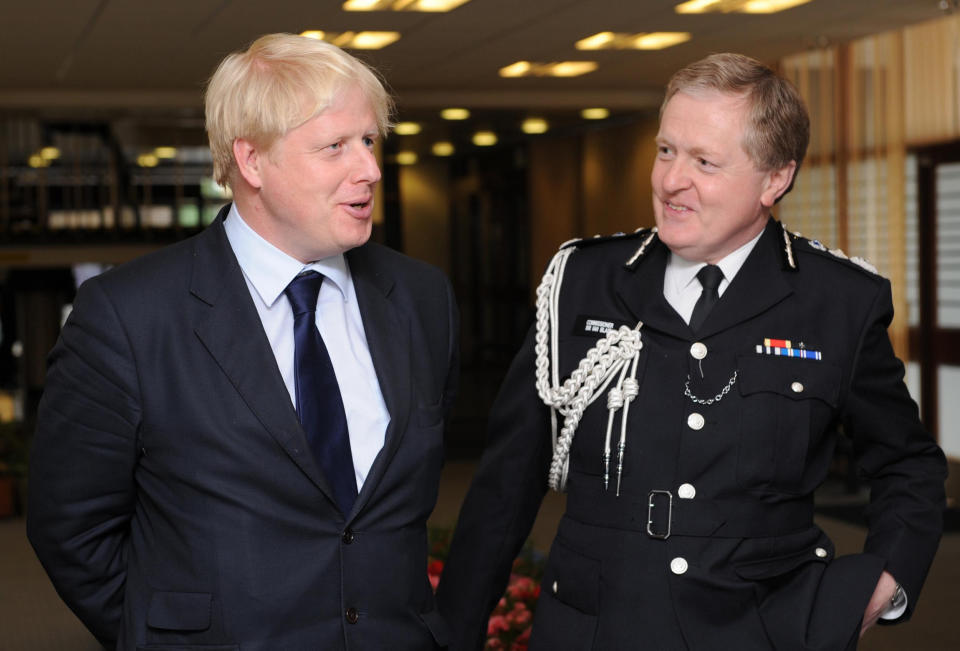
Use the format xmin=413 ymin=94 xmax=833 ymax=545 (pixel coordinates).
xmin=760 ymin=160 xmax=797 ymax=208
xmin=233 ymin=138 xmax=264 ymax=189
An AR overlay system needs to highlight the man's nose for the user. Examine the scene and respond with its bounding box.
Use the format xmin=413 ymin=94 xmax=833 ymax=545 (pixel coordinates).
xmin=352 ymin=145 xmax=381 ymax=184
xmin=660 ymin=158 xmax=691 ymax=193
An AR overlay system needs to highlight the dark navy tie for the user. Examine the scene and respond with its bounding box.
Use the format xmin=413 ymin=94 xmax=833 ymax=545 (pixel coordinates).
xmin=285 ymin=271 xmax=357 ymax=516
xmin=689 ymin=264 xmax=724 ymax=334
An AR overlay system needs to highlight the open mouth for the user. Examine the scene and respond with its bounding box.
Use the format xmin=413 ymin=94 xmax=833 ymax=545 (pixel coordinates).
xmin=666 ymin=202 xmax=690 ymax=212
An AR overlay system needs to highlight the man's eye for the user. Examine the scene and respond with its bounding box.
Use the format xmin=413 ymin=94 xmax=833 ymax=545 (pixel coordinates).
xmin=363 ymin=136 xmax=376 ymax=148
xmin=328 ymin=142 xmax=342 ymax=151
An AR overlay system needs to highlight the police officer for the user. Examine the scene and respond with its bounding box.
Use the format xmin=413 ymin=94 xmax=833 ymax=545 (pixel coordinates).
xmin=437 ymin=53 xmax=946 ymax=651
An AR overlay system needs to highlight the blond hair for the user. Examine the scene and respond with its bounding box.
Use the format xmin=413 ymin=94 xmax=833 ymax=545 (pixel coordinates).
xmin=662 ymin=53 xmax=809 ymax=196
xmin=205 ymin=33 xmax=394 ymax=186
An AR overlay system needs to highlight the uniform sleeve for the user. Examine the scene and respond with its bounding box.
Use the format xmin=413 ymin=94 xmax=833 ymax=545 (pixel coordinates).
xmin=436 ymin=326 xmax=553 ymax=651
xmin=26 ymin=277 xmax=142 ymax=647
xmin=844 ymin=279 xmax=946 ymax=619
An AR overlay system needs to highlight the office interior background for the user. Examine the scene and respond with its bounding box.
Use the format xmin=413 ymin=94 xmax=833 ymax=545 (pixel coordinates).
xmin=1 ymin=1 xmax=959 ymax=649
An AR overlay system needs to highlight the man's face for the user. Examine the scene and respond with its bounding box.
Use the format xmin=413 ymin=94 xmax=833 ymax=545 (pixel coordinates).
xmin=651 ymin=90 xmax=792 ymax=263
xmin=248 ymin=84 xmax=381 ymax=262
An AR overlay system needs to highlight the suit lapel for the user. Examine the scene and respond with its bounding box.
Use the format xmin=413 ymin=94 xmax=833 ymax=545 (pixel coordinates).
xmin=345 ymin=245 xmax=413 ymax=517
xmin=189 ymin=211 xmax=336 ymax=502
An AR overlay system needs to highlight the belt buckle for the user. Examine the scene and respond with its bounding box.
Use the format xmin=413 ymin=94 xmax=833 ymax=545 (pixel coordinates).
xmin=647 ymin=489 xmax=673 ymax=539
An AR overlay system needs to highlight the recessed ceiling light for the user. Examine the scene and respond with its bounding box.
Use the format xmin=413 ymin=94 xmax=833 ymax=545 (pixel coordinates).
xmin=343 ymin=0 xmax=471 ymax=11
xmin=577 ymin=31 xmax=691 ymax=50
xmin=581 ymin=107 xmax=610 ymax=120
xmin=394 ymin=122 xmax=422 ymax=135
xmin=441 ymin=108 xmax=470 ymax=120
xmin=432 ymin=141 xmax=455 ymax=156
xmin=299 ymin=30 xmax=401 ymax=49
xmin=396 ymin=151 xmax=418 ymax=165
xmin=137 ymin=153 xmax=159 ymax=168
xmin=499 ymin=61 xmax=597 ymax=78
xmin=521 ymin=118 xmax=549 ymax=134
xmin=675 ymin=0 xmax=811 ymax=13
xmin=472 ymin=131 xmax=497 ymax=146
xmin=499 ymin=61 xmax=532 ymax=78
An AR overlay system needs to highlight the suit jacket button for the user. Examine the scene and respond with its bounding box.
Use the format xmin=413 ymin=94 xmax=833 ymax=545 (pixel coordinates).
xmin=345 ymin=607 xmax=359 ymax=624
xmin=342 ymin=529 xmax=354 ymax=544
xmin=687 ymin=413 xmax=705 ymax=431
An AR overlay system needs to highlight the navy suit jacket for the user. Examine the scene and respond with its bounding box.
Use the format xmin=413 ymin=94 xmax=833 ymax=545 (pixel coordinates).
xmin=28 ymin=207 xmax=459 ymax=650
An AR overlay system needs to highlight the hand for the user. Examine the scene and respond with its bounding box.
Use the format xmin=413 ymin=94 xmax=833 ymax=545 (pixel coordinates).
xmin=860 ymin=570 xmax=897 ymax=638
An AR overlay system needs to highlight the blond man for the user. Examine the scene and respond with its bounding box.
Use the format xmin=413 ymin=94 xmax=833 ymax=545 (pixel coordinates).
xmin=29 ymin=34 xmax=457 ymax=650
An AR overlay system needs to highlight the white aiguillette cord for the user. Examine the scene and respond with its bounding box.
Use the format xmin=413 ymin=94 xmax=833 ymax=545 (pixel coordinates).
xmin=534 ymin=247 xmax=643 ymax=494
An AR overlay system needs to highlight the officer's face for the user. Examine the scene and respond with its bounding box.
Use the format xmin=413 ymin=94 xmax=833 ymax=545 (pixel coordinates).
xmin=651 ymin=90 xmax=794 ymax=264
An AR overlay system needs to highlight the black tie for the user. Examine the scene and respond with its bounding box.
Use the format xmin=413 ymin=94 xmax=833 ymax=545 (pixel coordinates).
xmin=689 ymin=264 xmax=724 ymax=334
xmin=285 ymin=271 xmax=357 ymax=516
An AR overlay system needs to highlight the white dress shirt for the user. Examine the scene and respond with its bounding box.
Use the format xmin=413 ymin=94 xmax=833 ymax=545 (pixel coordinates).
xmin=663 ymin=230 xmax=763 ymax=324
xmin=223 ymin=204 xmax=389 ymax=490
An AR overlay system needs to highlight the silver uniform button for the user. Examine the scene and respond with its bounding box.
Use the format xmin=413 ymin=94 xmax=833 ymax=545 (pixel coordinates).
xmin=815 ymin=547 xmax=828 ymax=558
xmin=670 ymin=557 xmax=689 ymax=575
xmin=690 ymin=342 xmax=708 ymax=360
xmin=687 ymin=413 xmax=705 ymax=430
xmin=678 ymin=483 xmax=696 ymax=499
xmin=552 ymin=580 xmax=559 ymax=594
xmin=791 ymin=381 xmax=804 ymax=393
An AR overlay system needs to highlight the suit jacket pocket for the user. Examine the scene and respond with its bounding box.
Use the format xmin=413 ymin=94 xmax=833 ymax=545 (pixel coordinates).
xmin=147 ymin=592 xmax=212 ymax=631
xmin=529 ymin=538 xmax=599 ymax=650
xmin=419 ymin=609 xmax=451 ymax=647
xmin=415 ymin=401 xmax=445 ymax=427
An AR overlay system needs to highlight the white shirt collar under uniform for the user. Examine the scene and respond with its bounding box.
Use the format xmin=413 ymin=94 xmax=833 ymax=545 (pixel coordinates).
xmin=663 ymin=228 xmax=764 ymax=325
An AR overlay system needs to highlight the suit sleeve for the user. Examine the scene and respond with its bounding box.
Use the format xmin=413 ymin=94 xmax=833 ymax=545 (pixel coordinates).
xmin=437 ymin=326 xmax=553 ymax=651
xmin=442 ymin=274 xmax=460 ymax=417
xmin=844 ymin=278 xmax=946 ymax=619
xmin=27 ymin=277 xmax=142 ymax=647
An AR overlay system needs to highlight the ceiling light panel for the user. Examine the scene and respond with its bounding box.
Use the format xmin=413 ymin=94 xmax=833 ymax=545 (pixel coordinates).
xmin=343 ymin=0 xmax=471 ymax=12
xmin=300 ymin=30 xmax=400 ymax=50
xmin=674 ymin=0 xmax=811 ymax=13
xmin=577 ymin=32 xmax=691 ymax=51
xmin=498 ymin=61 xmax=598 ymax=78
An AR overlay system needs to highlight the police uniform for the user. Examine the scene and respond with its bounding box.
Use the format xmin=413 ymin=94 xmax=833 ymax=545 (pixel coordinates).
xmin=437 ymin=218 xmax=946 ymax=651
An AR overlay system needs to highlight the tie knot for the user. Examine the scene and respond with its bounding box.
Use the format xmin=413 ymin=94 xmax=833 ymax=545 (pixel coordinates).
xmin=696 ymin=264 xmax=724 ymax=292
xmin=285 ymin=271 xmax=325 ymax=316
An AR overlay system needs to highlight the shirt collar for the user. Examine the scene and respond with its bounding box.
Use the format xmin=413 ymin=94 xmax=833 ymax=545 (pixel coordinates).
xmin=223 ymin=203 xmax=349 ymax=307
xmin=667 ymin=228 xmax=764 ymax=293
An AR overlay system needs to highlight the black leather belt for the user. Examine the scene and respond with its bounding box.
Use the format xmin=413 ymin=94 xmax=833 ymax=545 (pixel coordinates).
xmin=565 ymin=478 xmax=814 ymax=539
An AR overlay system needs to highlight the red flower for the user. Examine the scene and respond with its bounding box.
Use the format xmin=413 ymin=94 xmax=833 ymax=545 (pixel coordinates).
xmin=428 ymin=559 xmax=444 ymax=577
xmin=487 ymin=615 xmax=510 ymax=636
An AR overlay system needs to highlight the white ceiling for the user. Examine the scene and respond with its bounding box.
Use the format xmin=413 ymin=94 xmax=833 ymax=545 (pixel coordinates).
xmin=0 ymin=0 xmax=949 ymax=116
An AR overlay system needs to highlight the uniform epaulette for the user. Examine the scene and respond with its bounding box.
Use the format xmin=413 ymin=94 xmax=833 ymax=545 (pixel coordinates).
xmin=559 ymin=227 xmax=651 ymax=251
xmin=790 ymin=230 xmax=883 ymax=277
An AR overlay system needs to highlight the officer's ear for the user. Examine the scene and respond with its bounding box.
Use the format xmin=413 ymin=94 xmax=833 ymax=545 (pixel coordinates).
xmin=760 ymin=161 xmax=796 ymax=208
